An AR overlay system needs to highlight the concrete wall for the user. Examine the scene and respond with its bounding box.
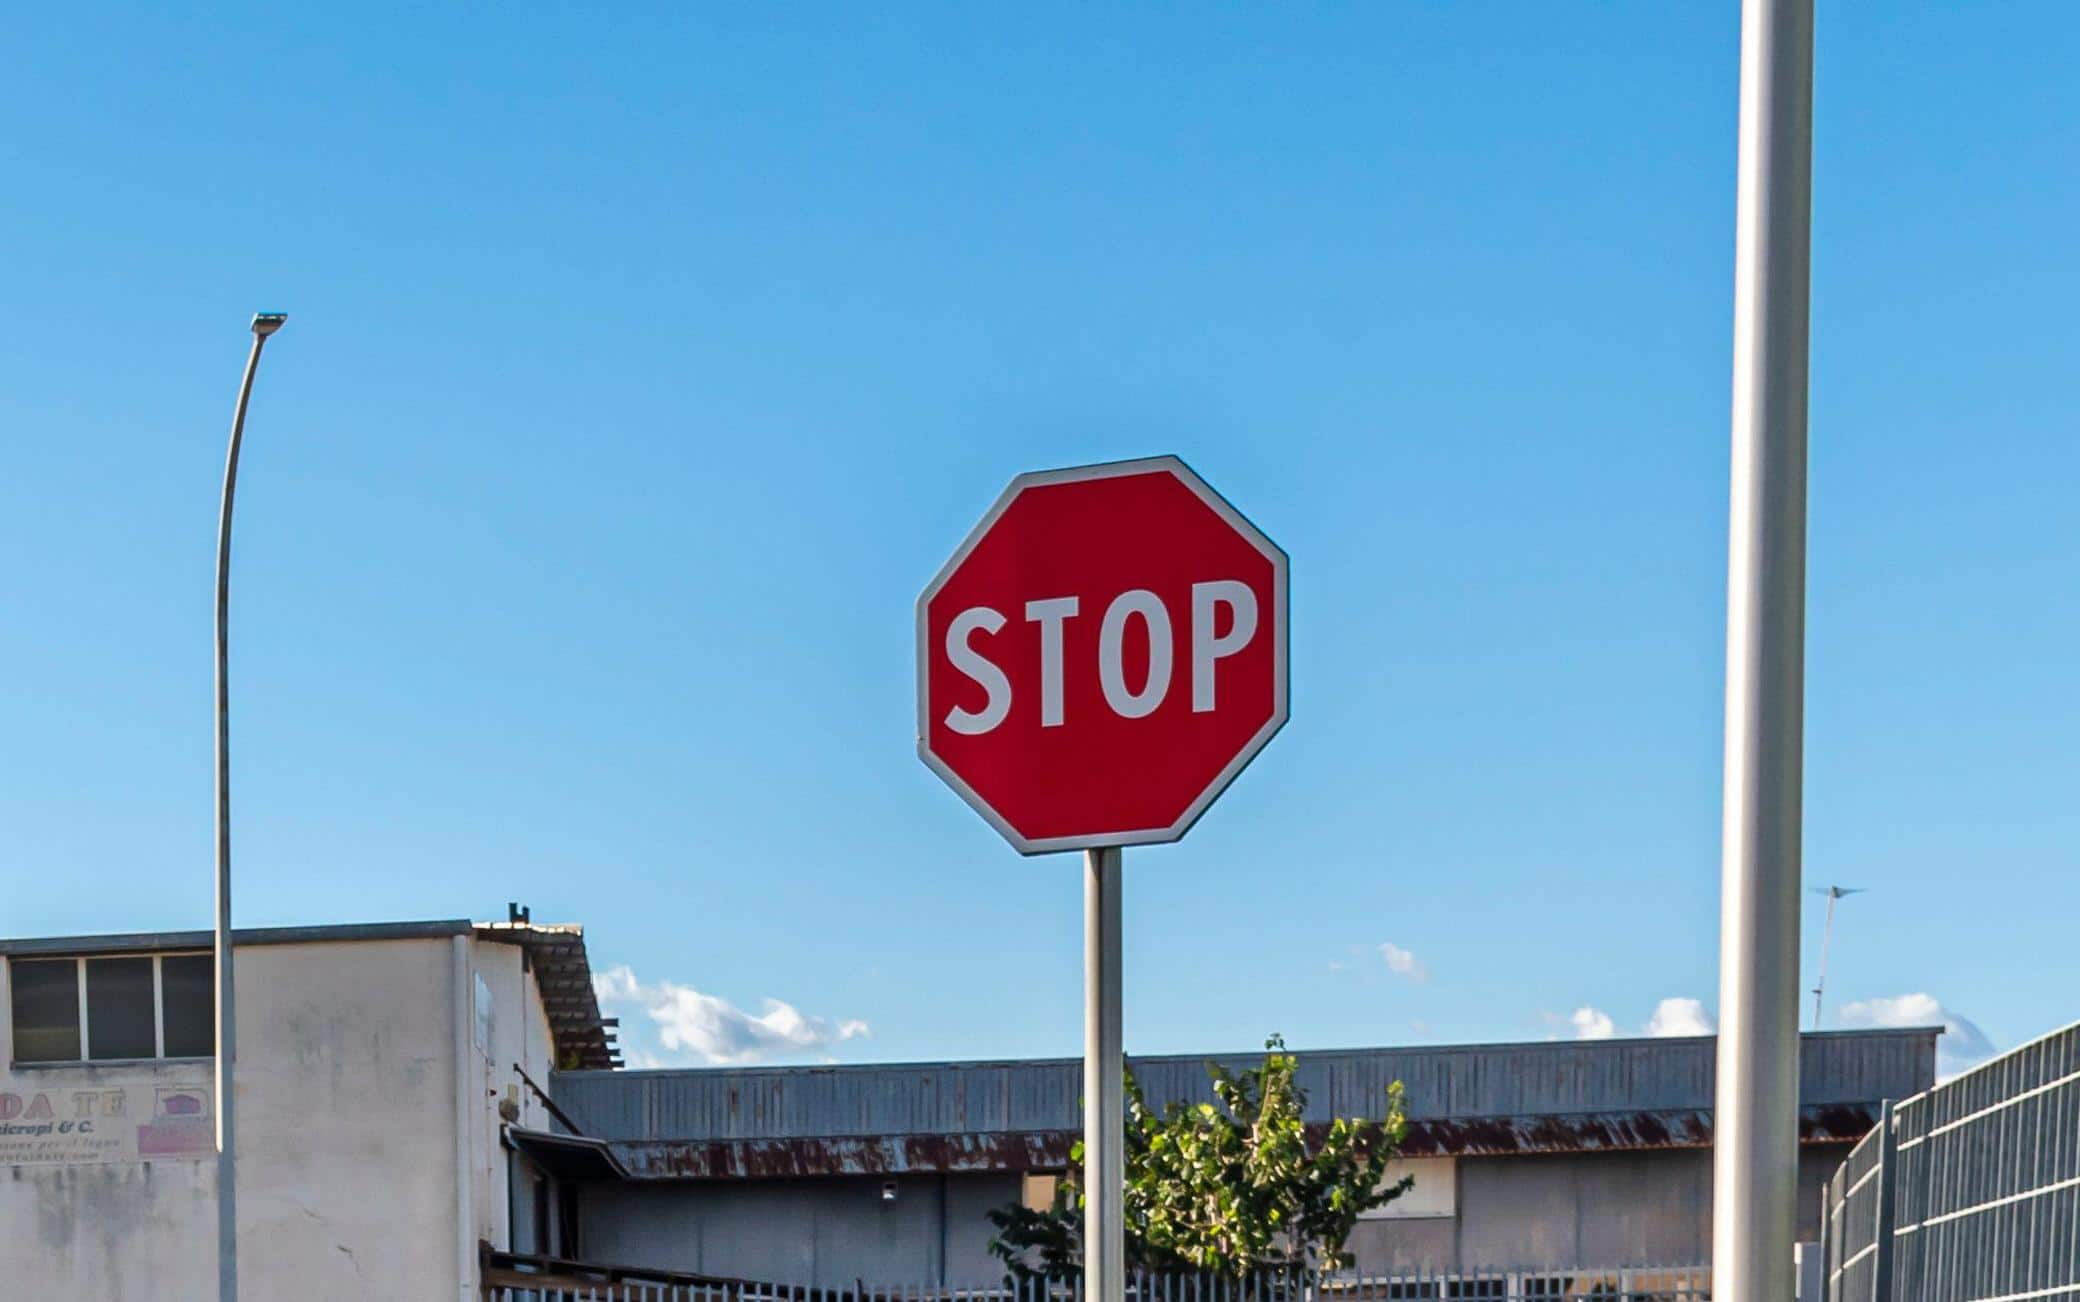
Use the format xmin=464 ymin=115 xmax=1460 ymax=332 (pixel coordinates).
xmin=1 ymin=932 xmax=558 ymax=1300
xmin=581 ymin=1172 xmax=1021 ymax=1286
xmin=0 ymin=1094 xmax=216 ymax=1296
xmin=1353 ymin=1146 xmax=1846 ymax=1271
xmin=237 ymin=937 xmax=462 ymax=1298
xmin=470 ymin=938 xmax=563 ymax=1255
xmin=580 ymin=1145 xmax=1852 ymax=1283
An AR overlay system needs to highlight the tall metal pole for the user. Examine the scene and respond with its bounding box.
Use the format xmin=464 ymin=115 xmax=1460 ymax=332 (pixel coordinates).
xmin=1084 ymin=847 xmax=1124 ymax=1302
xmin=216 ymin=312 xmax=286 ymax=1302
xmin=1808 ymin=885 xmax=1865 ymax=1030
xmin=1713 ymin=0 xmax=1812 ymax=1296
xmin=1811 ymin=887 xmax=1838 ymax=1030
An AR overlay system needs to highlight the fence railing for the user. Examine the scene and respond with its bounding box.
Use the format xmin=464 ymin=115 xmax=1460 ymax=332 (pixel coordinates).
xmin=482 ymin=1253 xmax=1709 ymax=1302
xmin=1822 ymin=1017 xmax=2080 ymax=1302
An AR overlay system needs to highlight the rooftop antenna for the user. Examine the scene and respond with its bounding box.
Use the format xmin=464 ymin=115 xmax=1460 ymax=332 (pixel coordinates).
xmin=1809 ymin=885 xmax=1867 ymax=1029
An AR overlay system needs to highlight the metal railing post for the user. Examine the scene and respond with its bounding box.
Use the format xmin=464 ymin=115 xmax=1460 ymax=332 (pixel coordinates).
xmin=1814 ymin=1175 xmax=1831 ymax=1302
xmin=1869 ymin=1101 xmax=1897 ymax=1302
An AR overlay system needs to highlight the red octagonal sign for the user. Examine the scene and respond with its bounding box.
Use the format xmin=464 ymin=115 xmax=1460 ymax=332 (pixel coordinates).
xmin=917 ymin=457 xmax=1288 ymax=854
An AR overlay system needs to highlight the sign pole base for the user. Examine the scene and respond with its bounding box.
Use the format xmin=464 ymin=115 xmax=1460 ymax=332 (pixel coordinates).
xmin=1084 ymin=846 xmax=1124 ymax=1302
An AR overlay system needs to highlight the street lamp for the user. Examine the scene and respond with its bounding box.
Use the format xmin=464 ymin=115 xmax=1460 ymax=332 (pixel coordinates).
xmin=214 ymin=311 xmax=286 ymax=1302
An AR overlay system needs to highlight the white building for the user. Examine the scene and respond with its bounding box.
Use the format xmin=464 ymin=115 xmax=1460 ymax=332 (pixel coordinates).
xmin=0 ymin=915 xmax=619 ymax=1300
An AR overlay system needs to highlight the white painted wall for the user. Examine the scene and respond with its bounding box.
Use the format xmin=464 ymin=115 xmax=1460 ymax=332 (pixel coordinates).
xmin=0 ymin=930 xmax=560 ymax=1300
xmin=468 ymin=936 xmax=561 ymax=1257
xmin=238 ymin=937 xmax=461 ymax=1299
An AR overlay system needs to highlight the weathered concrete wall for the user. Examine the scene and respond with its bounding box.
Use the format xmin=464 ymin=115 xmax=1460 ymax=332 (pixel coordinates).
xmin=580 ymin=1172 xmax=1021 ymax=1286
xmin=583 ymin=1146 xmax=1851 ymax=1282
xmin=236 ymin=938 xmax=461 ymax=1299
xmin=1354 ymin=1145 xmax=1848 ymax=1270
xmin=0 ymin=1131 xmax=216 ymax=1295
xmin=0 ymin=933 xmax=556 ymax=1300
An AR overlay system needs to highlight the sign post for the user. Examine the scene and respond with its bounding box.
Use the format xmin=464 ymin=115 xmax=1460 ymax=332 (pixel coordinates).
xmin=919 ymin=456 xmax=1288 ymax=1302
xmin=1084 ymin=847 xmax=1123 ymax=1302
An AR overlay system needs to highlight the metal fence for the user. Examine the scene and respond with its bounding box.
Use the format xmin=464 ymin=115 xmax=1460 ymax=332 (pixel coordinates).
xmin=1823 ymin=1017 xmax=2080 ymax=1301
xmin=483 ymin=1258 xmax=1710 ymax=1302
xmin=993 ymin=1272 xmax=1712 ymax=1302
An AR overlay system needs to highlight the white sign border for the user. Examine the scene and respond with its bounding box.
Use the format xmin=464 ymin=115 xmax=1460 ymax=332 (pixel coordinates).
xmin=916 ymin=454 xmax=1290 ymax=856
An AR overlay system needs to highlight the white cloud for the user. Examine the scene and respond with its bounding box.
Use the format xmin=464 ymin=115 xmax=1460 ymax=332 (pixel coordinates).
xmin=1379 ymin=942 xmax=1429 ymax=983
xmin=1645 ymin=997 xmax=1716 ymax=1038
xmin=1546 ymin=997 xmax=1714 ymax=1041
xmin=1837 ymin=993 xmax=1995 ymax=1080
xmin=1562 ymin=1006 xmax=1616 ymax=1039
xmin=594 ymin=964 xmax=870 ymax=1066
xmin=593 ymin=965 xmax=642 ymax=1002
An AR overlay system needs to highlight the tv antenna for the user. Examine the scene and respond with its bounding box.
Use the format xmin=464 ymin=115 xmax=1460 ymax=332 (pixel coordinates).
xmin=1809 ymin=885 xmax=1868 ymax=1029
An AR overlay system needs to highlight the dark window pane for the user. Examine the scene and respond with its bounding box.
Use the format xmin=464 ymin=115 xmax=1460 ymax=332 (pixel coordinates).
xmin=10 ymin=960 xmax=81 ymax=1062
xmin=161 ymin=954 xmax=214 ymax=1058
xmin=85 ymin=957 xmax=156 ymax=1060
xmin=532 ymin=1170 xmax=550 ymax=1257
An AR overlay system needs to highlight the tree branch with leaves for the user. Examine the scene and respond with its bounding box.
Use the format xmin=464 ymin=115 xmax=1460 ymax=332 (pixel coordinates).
xmin=989 ymin=1036 xmax=1410 ymax=1282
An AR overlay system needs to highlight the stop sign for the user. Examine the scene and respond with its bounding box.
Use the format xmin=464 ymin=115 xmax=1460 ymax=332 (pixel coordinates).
xmin=917 ymin=456 xmax=1288 ymax=854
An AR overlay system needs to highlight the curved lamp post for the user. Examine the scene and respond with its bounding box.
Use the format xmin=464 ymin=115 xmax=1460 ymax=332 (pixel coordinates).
xmin=215 ymin=311 xmax=286 ymax=1302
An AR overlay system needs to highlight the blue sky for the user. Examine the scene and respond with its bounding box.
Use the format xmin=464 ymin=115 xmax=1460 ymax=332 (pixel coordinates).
xmin=2 ymin=5 xmax=2074 ymax=1072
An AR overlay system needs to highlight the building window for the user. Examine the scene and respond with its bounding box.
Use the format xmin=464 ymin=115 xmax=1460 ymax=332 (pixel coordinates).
xmin=8 ymin=953 xmax=215 ymax=1065
xmin=86 ymin=958 xmax=156 ymax=1059
xmin=160 ymin=954 xmax=214 ymax=1058
xmin=1021 ymin=1172 xmax=1062 ymax=1213
xmin=1357 ymin=1156 xmax=1457 ymax=1221
xmin=9 ymin=960 xmax=80 ymax=1062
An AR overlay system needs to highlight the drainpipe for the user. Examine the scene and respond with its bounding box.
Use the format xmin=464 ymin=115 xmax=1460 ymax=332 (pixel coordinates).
xmin=453 ymin=935 xmax=476 ymax=1302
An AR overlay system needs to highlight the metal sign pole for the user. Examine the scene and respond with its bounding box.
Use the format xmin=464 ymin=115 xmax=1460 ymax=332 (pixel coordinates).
xmin=1713 ymin=1 xmax=1813 ymax=1297
xmin=1084 ymin=847 xmax=1124 ymax=1302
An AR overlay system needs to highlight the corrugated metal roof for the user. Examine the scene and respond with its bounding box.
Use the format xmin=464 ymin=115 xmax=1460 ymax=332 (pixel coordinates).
xmin=550 ymin=1029 xmax=1937 ymax=1177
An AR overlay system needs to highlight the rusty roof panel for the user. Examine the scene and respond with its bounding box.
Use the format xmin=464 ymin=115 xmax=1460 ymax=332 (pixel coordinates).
xmin=609 ymin=1130 xmax=1083 ymax=1180
xmin=594 ymin=1103 xmax=1884 ymax=1179
xmin=1397 ymin=1101 xmax=1880 ymax=1157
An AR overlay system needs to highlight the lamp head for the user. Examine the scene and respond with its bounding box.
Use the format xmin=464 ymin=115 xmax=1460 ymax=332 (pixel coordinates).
xmin=251 ymin=312 xmax=288 ymax=338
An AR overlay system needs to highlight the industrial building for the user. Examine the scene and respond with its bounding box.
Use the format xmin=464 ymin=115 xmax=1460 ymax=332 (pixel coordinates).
xmin=2 ymin=911 xmax=1938 ymax=1296
xmin=0 ymin=915 xmax=618 ymax=1300
xmin=549 ymin=1030 xmax=1936 ymax=1282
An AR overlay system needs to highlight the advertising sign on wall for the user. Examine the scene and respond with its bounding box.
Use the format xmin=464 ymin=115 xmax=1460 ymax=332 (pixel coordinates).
xmin=0 ymin=1083 xmax=213 ymax=1166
